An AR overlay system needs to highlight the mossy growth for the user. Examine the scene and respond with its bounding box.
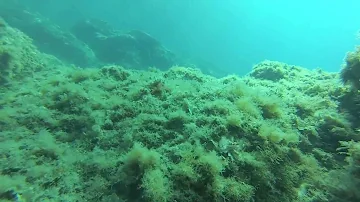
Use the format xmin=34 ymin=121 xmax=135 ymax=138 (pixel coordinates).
xmin=258 ymin=121 xmax=299 ymax=144
xmin=121 ymin=142 xmax=162 ymax=172
xmin=142 ymin=168 xmax=172 ymax=202
xmin=234 ymin=97 xmax=261 ymax=118
xmin=259 ymin=102 xmax=282 ymax=119
xmin=294 ymin=99 xmax=316 ymax=118
xmin=49 ymin=87 xmax=88 ymax=114
xmin=226 ymin=114 xmax=242 ymax=128
xmin=339 ymin=140 xmax=360 ymax=172
xmin=171 ymin=143 xmax=254 ymax=201
xmin=203 ymin=99 xmax=232 ymax=116
xmin=116 ymin=143 xmax=172 ymax=201
xmin=0 ymin=50 xmax=12 ymax=84
xmin=250 ymin=61 xmax=286 ymax=81
xmin=67 ymin=68 xmax=101 ymax=83
xmin=257 ymin=97 xmax=283 ymax=119
xmin=324 ymin=140 xmax=360 ymax=201
xmin=100 ymin=65 xmax=130 ymax=81
xmin=341 ymin=46 xmax=360 ymax=90
xmin=231 ymin=81 xmax=252 ymax=97
xmin=0 ymin=50 xmax=11 ymax=69
xmin=220 ymin=178 xmax=254 ymax=201
xmin=148 ymin=79 xmax=170 ymax=99
xmin=166 ymin=110 xmax=190 ymax=131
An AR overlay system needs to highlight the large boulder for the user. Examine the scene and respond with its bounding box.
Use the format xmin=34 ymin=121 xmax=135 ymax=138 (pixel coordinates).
xmin=71 ymin=19 xmax=177 ymax=70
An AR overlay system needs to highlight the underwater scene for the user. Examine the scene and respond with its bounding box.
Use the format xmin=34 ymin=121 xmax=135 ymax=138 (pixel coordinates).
xmin=1 ymin=0 xmax=360 ymax=202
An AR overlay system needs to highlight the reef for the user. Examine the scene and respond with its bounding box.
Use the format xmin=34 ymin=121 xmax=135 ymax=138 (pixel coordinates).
xmin=0 ymin=18 xmax=360 ymax=202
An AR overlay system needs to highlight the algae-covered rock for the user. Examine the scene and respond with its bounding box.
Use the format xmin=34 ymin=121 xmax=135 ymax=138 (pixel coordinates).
xmin=339 ymin=45 xmax=360 ymax=128
xmin=250 ymin=60 xmax=287 ymax=81
xmin=0 ymin=18 xmax=61 ymax=85
xmin=341 ymin=46 xmax=360 ymax=90
xmin=0 ymin=0 xmax=98 ymax=67
xmin=1 ymin=17 xmax=359 ymax=202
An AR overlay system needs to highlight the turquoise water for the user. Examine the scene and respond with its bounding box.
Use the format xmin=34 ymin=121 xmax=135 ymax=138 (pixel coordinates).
xmin=20 ymin=0 xmax=360 ymax=75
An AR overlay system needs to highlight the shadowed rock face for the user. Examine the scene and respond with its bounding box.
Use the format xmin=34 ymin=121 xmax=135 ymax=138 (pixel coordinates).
xmin=0 ymin=1 xmax=177 ymax=70
xmin=0 ymin=1 xmax=97 ymax=67
xmin=71 ymin=19 xmax=177 ymax=70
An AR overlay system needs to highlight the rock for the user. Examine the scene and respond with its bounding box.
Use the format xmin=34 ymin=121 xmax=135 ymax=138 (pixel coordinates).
xmin=71 ymin=19 xmax=177 ymax=70
xmin=0 ymin=1 xmax=98 ymax=67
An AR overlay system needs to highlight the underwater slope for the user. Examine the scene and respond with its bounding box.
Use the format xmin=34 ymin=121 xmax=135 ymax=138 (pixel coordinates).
xmin=0 ymin=0 xmax=178 ymax=70
xmin=0 ymin=18 xmax=360 ymax=202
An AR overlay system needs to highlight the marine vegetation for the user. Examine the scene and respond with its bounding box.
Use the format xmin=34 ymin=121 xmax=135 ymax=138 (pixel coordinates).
xmin=0 ymin=18 xmax=359 ymax=202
